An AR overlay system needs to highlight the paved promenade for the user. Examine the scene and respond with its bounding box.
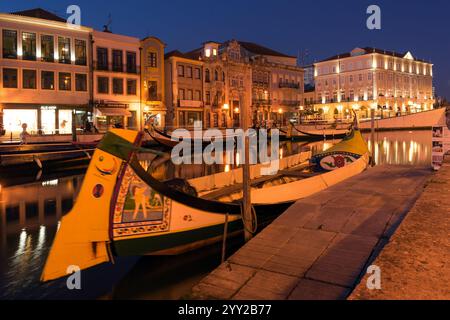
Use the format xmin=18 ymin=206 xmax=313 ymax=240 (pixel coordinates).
xmin=191 ymin=165 xmax=432 ymax=300
xmin=350 ymin=158 xmax=450 ymax=300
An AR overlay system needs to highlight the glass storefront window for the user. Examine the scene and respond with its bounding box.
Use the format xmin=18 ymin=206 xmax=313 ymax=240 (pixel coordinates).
xmin=41 ymin=109 xmax=56 ymax=134
xmin=58 ymin=110 xmax=73 ymax=134
xmin=3 ymin=109 xmax=38 ymax=134
xmin=41 ymin=35 xmax=54 ymax=62
xmin=2 ymin=30 xmax=17 ymax=59
xmin=22 ymin=32 xmax=36 ymax=61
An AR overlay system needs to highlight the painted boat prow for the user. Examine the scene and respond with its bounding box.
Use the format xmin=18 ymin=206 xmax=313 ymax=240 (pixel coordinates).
xmin=41 ymin=129 xmax=140 ymax=282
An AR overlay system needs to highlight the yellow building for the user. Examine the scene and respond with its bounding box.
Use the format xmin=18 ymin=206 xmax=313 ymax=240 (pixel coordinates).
xmin=314 ymin=47 xmax=434 ymax=120
xmin=140 ymin=36 xmax=166 ymax=129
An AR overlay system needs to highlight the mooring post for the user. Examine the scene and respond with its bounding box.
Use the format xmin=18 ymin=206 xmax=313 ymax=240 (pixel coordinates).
xmin=370 ymin=108 xmax=376 ymax=166
xmin=240 ymin=90 xmax=253 ymax=242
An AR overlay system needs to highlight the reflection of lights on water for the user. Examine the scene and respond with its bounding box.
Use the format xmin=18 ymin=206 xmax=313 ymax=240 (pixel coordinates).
xmin=36 ymin=225 xmax=46 ymax=252
xmin=15 ymin=229 xmax=27 ymax=257
xmin=323 ymin=142 xmax=332 ymax=151
xmin=279 ymin=148 xmax=284 ymax=159
xmin=57 ymin=221 xmax=61 ymax=231
xmin=409 ymin=141 xmax=414 ymax=163
xmin=395 ymin=141 xmax=399 ymax=164
xmin=224 ymin=164 xmax=230 ymax=173
xmin=236 ymin=152 xmax=240 ymax=166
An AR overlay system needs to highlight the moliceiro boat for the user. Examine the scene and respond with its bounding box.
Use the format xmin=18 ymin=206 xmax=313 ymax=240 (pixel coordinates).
xmin=41 ymin=128 xmax=369 ymax=282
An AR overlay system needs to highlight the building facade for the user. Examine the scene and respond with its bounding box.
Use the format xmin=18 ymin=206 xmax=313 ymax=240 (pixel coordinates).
xmin=314 ymin=47 xmax=434 ymax=120
xmin=164 ymin=50 xmax=204 ymax=129
xmin=0 ymin=10 xmax=91 ymax=137
xmin=91 ymin=30 xmax=141 ymax=132
xmin=141 ymin=36 xmax=165 ymax=128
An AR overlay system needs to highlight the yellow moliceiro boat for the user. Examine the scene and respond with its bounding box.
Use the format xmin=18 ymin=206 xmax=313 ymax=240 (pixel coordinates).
xmin=41 ymin=128 xmax=369 ymax=282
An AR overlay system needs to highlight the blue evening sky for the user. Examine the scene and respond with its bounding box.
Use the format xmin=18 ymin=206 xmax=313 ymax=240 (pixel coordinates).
xmin=1 ymin=0 xmax=449 ymax=98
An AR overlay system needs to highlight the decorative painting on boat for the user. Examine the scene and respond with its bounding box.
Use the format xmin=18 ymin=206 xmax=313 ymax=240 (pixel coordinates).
xmin=112 ymin=166 xmax=171 ymax=238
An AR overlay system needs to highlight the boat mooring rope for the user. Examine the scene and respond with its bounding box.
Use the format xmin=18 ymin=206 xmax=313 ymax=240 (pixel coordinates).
xmin=240 ymin=202 xmax=258 ymax=235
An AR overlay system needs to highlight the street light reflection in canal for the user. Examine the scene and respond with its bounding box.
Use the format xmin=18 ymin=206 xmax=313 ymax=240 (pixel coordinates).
xmin=0 ymin=130 xmax=432 ymax=299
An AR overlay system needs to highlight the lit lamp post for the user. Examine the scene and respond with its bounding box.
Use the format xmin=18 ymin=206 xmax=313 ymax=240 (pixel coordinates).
xmin=234 ymin=107 xmax=240 ymax=127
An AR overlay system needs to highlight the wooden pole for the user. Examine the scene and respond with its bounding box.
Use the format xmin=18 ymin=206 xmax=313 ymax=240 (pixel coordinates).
xmin=240 ymin=90 xmax=253 ymax=242
xmin=370 ymin=108 xmax=376 ymax=167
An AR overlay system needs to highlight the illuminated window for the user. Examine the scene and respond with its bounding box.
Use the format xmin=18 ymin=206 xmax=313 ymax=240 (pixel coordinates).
xmin=58 ymin=37 xmax=71 ymax=64
xmin=75 ymin=39 xmax=87 ymax=65
xmin=59 ymin=72 xmax=72 ymax=91
xmin=147 ymin=81 xmax=157 ymax=100
xmin=23 ymin=69 xmax=37 ymax=89
xmin=2 ymin=68 xmax=18 ymax=88
xmin=22 ymin=32 xmax=36 ymax=61
xmin=41 ymin=71 xmax=54 ymax=90
xmin=41 ymin=35 xmax=54 ymax=62
xmin=2 ymin=29 xmax=17 ymax=59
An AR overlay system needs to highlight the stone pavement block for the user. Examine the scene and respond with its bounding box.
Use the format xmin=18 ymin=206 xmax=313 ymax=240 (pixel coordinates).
xmin=210 ymin=263 xmax=256 ymax=285
xmin=287 ymin=228 xmax=336 ymax=249
xmin=288 ymin=279 xmax=350 ymax=300
xmin=232 ymin=285 xmax=286 ymax=300
xmin=273 ymin=202 xmax=320 ymax=228
xmin=256 ymin=224 xmax=298 ymax=243
xmin=229 ymin=249 xmax=273 ymax=269
xmin=192 ymin=282 xmax=236 ymax=300
xmin=261 ymin=258 xmax=310 ymax=277
xmin=303 ymin=206 xmax=355 ymax=232
xmin=243 ymin=270 xmax=299 ymax=297
xmin=341 ymin=208 xmax=393 ymax=237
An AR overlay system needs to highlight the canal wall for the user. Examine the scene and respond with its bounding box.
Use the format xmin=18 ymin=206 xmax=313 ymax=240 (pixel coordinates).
xmin=359 ymin=108 xmax=446 ymax=131
xmin=349 ymin=156 xmax=450 ymax=300
xmin=190 ymin=165 xmax=432 ymax=300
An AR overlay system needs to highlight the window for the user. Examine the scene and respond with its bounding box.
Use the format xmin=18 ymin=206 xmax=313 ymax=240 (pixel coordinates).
xmin=147 ymin=81 xmax=157 ymax=100
xmin=22 ymin=32 xmax=36 ymax=61
xmin=41 ymin=71 xmax=54 ymax=90
xmin=126 ymin=51 xmax=137 ymax=73
xmin=58 ymin=37 xmax=71 ymax=64
xmin=2 ymin=30 xmax=17 ymax=59
xmin=186 ymin=67 xmax=192 ymax=78
xmin=97 ymin=47 xmax=108 ymax=70
xmin=179 ymin=88 xmax=185 ymax=100
xmin=59 ymin=72 xmax=71 ymax=91
xmin=148 ymin=52 xmax=157 ymax=68
xmin=113 ymin=78 xmax=124 ymax=94
xmin=178 ymin=65 xmax=184 ymax=77
xmin=75 ymin=74 xmax=87 ymax=91
xmin=112 ymin=50 xmax=123 ymax=72
xmin=41 ymin=35 xmax=54 ymax=62
xmin=3 ymin=68 xmax=18 ymax=88
xmin=194 ymin=68 xmax=201 ymax=79
xmin=214 ymin=70 xmax=218 ymax=81
xmin=22 ymin=69 xmax=36 ymax=89
xmin=194 ymin=90 xmax=201 ymax=101
xmin=127 ymin=79 xmax=137 ymax=95
xmin=75 ymin=39 xmax=86 ymax=65
xmin=97 ymin=77 xmax=109 ymax=94
xmin=222 ymin=72 xmax=225 ymax=81
xmin=206 ymin=91 xmax=211 ymax=104
xmin=187 ymin=89 xmax=193 ymax=100
xmin=205 ymin=69 xmax=210 ymax=82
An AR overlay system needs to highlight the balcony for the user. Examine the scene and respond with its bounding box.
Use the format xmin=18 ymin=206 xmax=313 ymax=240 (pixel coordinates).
xmin=93 ymin=62 xmax=140 ymax=74
xmin=147 ymin=94 xmax=163 ymax=102
xmin=279 ymin=82 xmax=300 ymax=89
xmin=280 ymin=100 xmax=302 ymax=107
xmin=253 ymin=99 xmax=272 ymax=105
xmin=178 ymin=100 xmax=204 ymax=108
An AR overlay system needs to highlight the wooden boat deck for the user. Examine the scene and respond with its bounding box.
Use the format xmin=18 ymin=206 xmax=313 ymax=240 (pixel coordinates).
xmin=190 ymin=165 xmax=432 ymax=300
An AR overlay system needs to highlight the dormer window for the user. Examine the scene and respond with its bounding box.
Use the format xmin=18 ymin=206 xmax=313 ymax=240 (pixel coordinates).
xmin=205 ymin=48 xmax=211 ymax=57
xmin=212 ymin=48 xmax=217 ymax=56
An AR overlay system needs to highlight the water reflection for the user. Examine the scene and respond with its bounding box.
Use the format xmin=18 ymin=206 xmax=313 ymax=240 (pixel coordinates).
xmin=0 ymin=130 xmax=432 ymax=299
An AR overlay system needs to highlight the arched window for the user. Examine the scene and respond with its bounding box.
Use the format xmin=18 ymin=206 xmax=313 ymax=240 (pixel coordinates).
xmin=205 ymin=69 xmax=210 ymax=82
xmin=222 ymin=72 xmax=225 ymax=81
xmin=214 ymin=70 xmax=219 ymax=81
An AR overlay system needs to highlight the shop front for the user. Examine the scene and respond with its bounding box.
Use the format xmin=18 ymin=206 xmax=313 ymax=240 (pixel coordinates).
xmin=143 ymin=104 xmax=166 ymax=129
xmin=94 ymin=104 xmax=132 ymax=132
xmin=1 ymin=104 xmax=88 ymax=137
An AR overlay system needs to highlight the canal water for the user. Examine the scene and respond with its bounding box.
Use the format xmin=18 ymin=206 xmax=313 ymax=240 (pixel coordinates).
xmin=0 ymin=130 xmax=432 ymax=299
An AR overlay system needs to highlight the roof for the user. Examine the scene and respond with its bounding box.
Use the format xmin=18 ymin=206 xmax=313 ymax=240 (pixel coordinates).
xmin=238 ymin=41 xmax=296 ymax=58
xmin=319 ymin=47 xmax=429 ymax=63
xmin=165 ymin=50 xmax=201 ymax=61
xmin=11 ymin=8 xmax=66 ymax=23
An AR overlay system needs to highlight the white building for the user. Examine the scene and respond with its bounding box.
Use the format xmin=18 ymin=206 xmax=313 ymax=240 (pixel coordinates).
xmin=92 ymin=30 xmax=141 ymax=132
xmin=0 ymin=9 xmax=91 ymax=138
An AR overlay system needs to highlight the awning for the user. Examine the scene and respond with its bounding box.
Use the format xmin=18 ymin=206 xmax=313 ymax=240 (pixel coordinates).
xmin=96 ymin=108 xmax=132 ymax=117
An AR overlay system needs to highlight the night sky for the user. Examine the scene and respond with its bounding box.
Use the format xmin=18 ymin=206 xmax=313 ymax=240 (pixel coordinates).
xmin=2 ymin=0 xmax=449 ymax=99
